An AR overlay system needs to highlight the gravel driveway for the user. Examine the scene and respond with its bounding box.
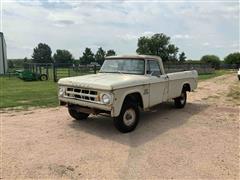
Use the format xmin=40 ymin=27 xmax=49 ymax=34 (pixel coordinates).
xmin=1 ymin=74 xmax=239 ymax=179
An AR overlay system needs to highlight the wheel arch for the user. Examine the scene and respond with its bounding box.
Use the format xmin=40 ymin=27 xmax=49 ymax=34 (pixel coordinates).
xmin=182 ymin=82 xmax=191 ymax=92
xmin=123 ymin=92 xmax=144 ymax=109
xmin=113 ymin=90 xmax=145 ymax=117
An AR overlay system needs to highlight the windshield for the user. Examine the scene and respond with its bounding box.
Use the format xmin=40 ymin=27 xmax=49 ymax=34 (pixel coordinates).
xmin=100 ymin=59 xmax=145 ymax=75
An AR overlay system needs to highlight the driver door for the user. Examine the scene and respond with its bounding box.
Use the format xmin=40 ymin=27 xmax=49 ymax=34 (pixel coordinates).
xmin=146 ymin=59 xmax=169 ymax=106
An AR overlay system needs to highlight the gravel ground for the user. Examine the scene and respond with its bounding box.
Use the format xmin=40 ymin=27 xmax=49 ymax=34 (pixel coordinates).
xmin=1 ymin=74 xmax=239 ymax=179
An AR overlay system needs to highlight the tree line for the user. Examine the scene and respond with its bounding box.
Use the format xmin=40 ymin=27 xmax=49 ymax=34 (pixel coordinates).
xmin=199 ymin=53 xmax=240 ymax=69
xmin=32 ymin=44 xmax=116 ymax=65
xmin=8 ymin=33 xmax=240 ymax=68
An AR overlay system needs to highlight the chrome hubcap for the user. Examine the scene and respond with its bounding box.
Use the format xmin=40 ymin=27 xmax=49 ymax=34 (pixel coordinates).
xmin=123 ymin=108 xmax=136 ymax=126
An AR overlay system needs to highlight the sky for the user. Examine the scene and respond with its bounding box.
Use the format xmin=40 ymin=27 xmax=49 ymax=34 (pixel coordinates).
xmin=1 ymin=0 xmax=239 ymax=60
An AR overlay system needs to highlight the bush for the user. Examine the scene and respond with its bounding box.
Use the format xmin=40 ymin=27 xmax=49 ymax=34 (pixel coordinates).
xmin=200 ymin=55 xmax=221 ymax=69
xmin=224 ymin=52 xmax=240 ymax=65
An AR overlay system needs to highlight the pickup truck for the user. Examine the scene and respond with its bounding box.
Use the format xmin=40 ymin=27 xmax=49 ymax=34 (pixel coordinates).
xmin=58 ymin=55 xmax=198 ymax=133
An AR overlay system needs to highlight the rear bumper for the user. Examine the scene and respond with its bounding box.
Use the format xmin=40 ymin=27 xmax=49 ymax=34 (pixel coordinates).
xmin=59 ymin=97 xmax=114 ymax=116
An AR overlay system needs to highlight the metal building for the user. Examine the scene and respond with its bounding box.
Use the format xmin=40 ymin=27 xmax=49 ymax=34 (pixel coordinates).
xmin=0 ymin=32 xmax=7 ymax=74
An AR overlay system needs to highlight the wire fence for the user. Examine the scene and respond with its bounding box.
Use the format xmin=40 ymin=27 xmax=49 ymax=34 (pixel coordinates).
xmin=5 ymin=62 xmax=239 ymax=82
xmin=23 ymin=63 xmax=101 ymax=82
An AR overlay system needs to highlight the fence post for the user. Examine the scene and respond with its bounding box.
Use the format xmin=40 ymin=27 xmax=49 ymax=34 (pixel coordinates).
xmin=53 ymin=63 xmax=57 ymax=82
xmin=94 ymin=65 xmax=96 ymax=74
xmin=39 ymin=65 xmax=42 ymax=74
xmin=68 ymin=65 xmax=70 ymax=77
xmin=46 ymin=65 xmax=49 ymax=77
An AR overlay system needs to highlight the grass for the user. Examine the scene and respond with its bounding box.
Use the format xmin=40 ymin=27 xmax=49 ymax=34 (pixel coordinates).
xmin=0 ymin=77 xmax=58 ymax=109
xmin=0 ymin=67 xmax=99 ymax=110
xmin=198 ymin=70 xmax=232 ymax=80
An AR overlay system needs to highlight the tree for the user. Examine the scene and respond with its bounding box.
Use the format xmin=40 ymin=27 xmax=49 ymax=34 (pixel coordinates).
xmin=23 ymin=57 xmax=28 ymax=63
xmin=224 ymin=52 xmax=240 ymax=65
xmin=79 ymin=48 xmax=95 ymax=65
xmin=200 ymin=55 xmax=221 ymax=69
xmin=167 ymin=44 xmax=179 ymax=61
xmin=53 ymin=49 xmax=74 ymax=64
xmin=179 ymin=52 xmax=187 ymax=62
xmin=136 ymin=33 xmax=179 ymax=62
xmin=8 ymin=60 xmax=14 ymax=68
xmin=106 ymin=49 xmax=116 ymax=56
xmin=32 ymin=43 xmax=52 ymax=63
xmin=95 ymin=47 xmax=106 ymax=65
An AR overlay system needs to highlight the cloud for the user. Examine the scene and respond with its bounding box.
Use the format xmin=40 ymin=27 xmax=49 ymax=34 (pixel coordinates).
xmin=142 ymin=31 xmax=154 ymax=37
xmin=2 ymin=0 xmax=239 ymax=60
xmin=202 ymin=42 xmax=210 ymax=46
xmin=117 ymin=31 xmax=155 ymax=41
xmin=53 ymin=20 xmax=75 ymax=27
xmin=172 ymin=34 xmax=192 ymax=39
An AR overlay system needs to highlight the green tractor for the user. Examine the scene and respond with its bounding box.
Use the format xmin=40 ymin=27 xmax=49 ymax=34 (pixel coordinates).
xmin=16 ymin=70 xmax=48 ymax=81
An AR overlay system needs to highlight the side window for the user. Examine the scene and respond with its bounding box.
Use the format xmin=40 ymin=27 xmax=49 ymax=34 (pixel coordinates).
xmin=147 ymin=60 xmax=161 ymax=76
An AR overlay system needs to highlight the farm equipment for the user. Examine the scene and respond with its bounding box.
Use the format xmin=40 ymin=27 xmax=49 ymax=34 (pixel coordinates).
xmin=16 ymin=70 xmax=48 ymax=81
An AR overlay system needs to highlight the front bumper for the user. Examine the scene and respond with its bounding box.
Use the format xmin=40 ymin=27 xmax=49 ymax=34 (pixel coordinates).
xmin=59 ymin=97 xmax=114 ymax=116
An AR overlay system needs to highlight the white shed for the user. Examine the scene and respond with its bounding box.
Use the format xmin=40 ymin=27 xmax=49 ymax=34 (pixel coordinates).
xmin=0 ymin=32 xmax=7 ymax=74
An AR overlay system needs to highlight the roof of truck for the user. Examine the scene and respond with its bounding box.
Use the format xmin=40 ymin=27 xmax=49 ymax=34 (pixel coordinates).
xmin=105 ymin=54 xmax=161 ymax=60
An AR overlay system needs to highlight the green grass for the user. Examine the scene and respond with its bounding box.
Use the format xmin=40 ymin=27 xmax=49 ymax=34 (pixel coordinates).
xmin=198 ymin=70 xmax=232 ymax=80
xmin=0 ymin=77 xmax=58 ymax=109
xmin=0 ymin=67 xmax=99 ymax=110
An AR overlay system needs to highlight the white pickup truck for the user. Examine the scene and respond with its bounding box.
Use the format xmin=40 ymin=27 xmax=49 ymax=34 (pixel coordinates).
xmin=58 ymin=55 xmax=198 ymax=133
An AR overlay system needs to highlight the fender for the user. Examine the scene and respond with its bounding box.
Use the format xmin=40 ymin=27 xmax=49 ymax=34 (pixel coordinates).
xmin=112 ymin=86 xmax=147 ymax=117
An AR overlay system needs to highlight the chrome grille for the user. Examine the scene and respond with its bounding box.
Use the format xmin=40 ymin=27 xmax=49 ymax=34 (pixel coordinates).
xmin=64 ymin=87 xmax=98 ymax=102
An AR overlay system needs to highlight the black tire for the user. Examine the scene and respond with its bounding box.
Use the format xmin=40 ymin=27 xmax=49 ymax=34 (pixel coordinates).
xmin=114 ymin=101 xmax=139 ymax=133
xmin=40 ymin=74 xmax=48 ymax=81
xmin=174 ymin=91 xmax=187 ymax=108
xmin=68 ymin=107 xmax=89 ymax=120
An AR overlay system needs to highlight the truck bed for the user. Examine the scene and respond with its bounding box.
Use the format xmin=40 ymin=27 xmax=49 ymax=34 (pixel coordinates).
xmin=167 ymin=70 xmax=198 ymax=99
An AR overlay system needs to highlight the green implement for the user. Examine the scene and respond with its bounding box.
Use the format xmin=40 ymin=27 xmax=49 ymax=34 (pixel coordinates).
xmin=16 ymin=70 xmax=48 ymax=81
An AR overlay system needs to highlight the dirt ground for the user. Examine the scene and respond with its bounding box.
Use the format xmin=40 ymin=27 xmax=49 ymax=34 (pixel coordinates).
xmin=1 ymin=74 xmax=239 ymax=179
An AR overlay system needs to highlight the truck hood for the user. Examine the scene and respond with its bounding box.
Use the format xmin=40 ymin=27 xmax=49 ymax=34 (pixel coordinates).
xmin=58 ymin=73 xmax=149 ymax=90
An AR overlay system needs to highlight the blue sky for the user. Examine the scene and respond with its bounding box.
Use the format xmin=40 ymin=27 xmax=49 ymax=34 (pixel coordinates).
xmin=1 ymin=0 xmax=239 ymax=60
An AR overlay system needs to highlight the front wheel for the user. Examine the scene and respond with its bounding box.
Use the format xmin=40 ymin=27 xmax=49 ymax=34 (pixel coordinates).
xmin=174 ymin=91 xmax=187 ymax=108
xmin=68 ymin=106 xmax=89 ymax=120
xmin=114 ymin=101 xmax=139 ymax=133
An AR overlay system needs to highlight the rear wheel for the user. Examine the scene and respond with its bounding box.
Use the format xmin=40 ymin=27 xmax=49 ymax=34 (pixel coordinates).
xmin=40 ymin=74 xmax=48 ymax=81
xmin=68 ymin=106 xmax=89 ymax=120
xmin=174 ymin=91 xmax=187 ymax=108
xmin=114 ymin=101 xmax=139 ymax=133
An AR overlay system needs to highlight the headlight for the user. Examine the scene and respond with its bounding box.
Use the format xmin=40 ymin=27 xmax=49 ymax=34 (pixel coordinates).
xmin=101 ymin=93 xmax=112 ymax=104
xmin=59 ymin=87 xmax=65 ymax=96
